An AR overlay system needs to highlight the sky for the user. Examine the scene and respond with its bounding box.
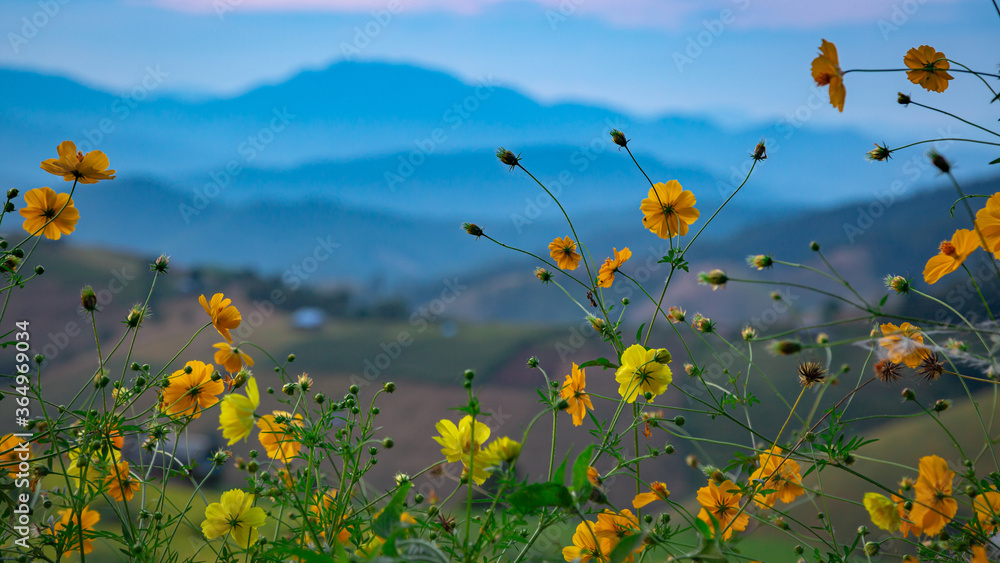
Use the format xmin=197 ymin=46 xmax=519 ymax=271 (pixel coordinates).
xmin=1 ymin=0 xmax=998 ymax=135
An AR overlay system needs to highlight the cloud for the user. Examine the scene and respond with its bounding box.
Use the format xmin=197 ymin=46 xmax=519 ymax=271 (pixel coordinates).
xmin=150 ymin=0 xmax=962 ymax=29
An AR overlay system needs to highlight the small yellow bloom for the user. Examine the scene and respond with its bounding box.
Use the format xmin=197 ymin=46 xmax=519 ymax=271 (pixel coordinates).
xmin=924 ymin=229 xmax=980 ymax=284
xmin=104 ymin=460 xmax=141 ymax=502
xmin=864 ymin=492 xmax=901 ymax=531
xmin=972 ymin=545 xmax=989 ymax=563
xmin=640 ymin=180 xmax=700 ymax=238
xmin=483 ymin=436 xmax=521 ymax=464
xmin=202 ymin=489 xmax=267 ymax=548
xmin=200 ymin=293 xmax=242 ymax=343
xmin=562 ymin=520 xmax=610 ymax=563
xmin=597 ymin=247 xmax=631 ymax=288
xmin=632 ymin=481 xmax=670 ymax=509
xmin=697 ymin=479 xmax=749 ymax=540
xmin=219 ymin=376 xmax=260 ymax=445
xmin=309 ymin=490 xmax=351 ymax=544
xmin=161 ymin=360 xmax=224 ymax=419
xmin=910 ymin=455 xmax=956 ymax=536
xmin=614 ymin=344 xmax=672 ymax=403
xmin=433 ymin=415 xmax=494 ymax=484
xmin=549 ymin=236 xmax=582 ymax=270
xmin=811 ymin=39 xmax=845 ymax=112
xmin=561 ymin=363 xmax=593 ymax=426
xmin=975 ymin=192 xmax=1000 ymax=258
xmin=53 ymin=505 xmax=100 ymax=555
xmin=904 ymin=45 xmax=953 ymax=93
xmin=878 ymin=323 xmax=926 ymax=368
xmin=257 ymin=411 xmax=304 ymax=463
xmin=19 ymin=187 xmax=79 ymax=240
xmin=213 ymin=342 xmax=254 ymax=373
xmin=40 ymin=140 xmax=116 ymax=184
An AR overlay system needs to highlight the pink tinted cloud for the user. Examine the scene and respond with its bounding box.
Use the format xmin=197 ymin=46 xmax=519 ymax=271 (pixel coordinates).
xmin=151 ymin=0 xmax=959 ymax=29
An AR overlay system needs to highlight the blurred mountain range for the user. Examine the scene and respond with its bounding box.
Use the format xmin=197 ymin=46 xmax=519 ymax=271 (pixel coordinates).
xmin=0 ymin=61 xmax=995 ymax=293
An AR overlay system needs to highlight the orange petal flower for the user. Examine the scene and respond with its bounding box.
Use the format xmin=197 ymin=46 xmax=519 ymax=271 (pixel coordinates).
xmin=904 ymin=45 xmax=953 ymax=93
xmin=199 ymin=293 xmax=242 ymax=343
xmin=640 ymin=180 xmax=700 ymax=238
xmin=597 ymin=247 xmax=631 ymax=288
xmin=19 ymin=187 xmax=79 ymax=240
xmin=560 ymin=363 xmax=593 ymax=426
xmin=549 ymin=236 xmax=582 ymax=270
xmin=811 ymin=39 xmax=845 ymax=112
xmin=40 ymin=140 xmax=116 ymax=184
xmin=923 ymin=229 xmax=980 ymax=284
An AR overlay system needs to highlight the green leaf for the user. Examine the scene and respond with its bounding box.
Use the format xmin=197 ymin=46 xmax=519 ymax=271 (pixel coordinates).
xmin=507 ymin=482 xmax=574 ymax=512
xmin=608 ymin=533 xmax=646 ymax=563
xmin=554 ymin=450 xmax=570 ymax=486
xmin=394 ymin=539 xmax=450 ymax=563
xmin=572 ymin=444 xmax=596 ymax=492
xmin=634 ymin=323 xmax=645 ymax=344
xmin=578 ymin=357 xmax=618 ymax=371
xmin=990 ymin=157 xmax=1000 ymax=164
xmin=373 ymin=482 xmax=412 ymax=539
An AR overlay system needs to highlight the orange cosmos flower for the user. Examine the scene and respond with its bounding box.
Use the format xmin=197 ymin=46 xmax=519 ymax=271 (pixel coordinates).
xmin=924 ymin=229 xmax=980 ymax=284
xmin=878 ymin=323 xmax=927 ymax=369
xmin=0 ymin=434 xmax=29 ymax=478
xmin=40 ymin=140 xmax=116 ymax=184
xmin=640 ymin=180 xmax=700 ymax=238
xmin=595 ymin=509 xmax=641 ymax=561
xmin=894 ymin=489 xmax=923 ymax=538
xmin=161 ymin=360 xmax=224 ymax=419
xmin=904 ymin=45 xmax=953 ymax=93
xmin=632 ymin=481 xmax=670 ymax=509
xmin=909 ymin=455 xmax=957 ymax=536
xmin=53 ymin=505 xmax=100 ymax=555
xmin=975 ymin=192 xmax=1000 ymax=258
xmin=549 ymin=236 xmax=582 ymax=270
xmin=309 ymin=490 xmax=351 ymax=544
xmin=811 ymin=39 xmax=845 ymax=112
xmin=597 ymin=247 xmax=631 ymax=288
xmin=105 ymin=460 xmax=141 ymax=502
xmin=199 ymin=293 xmax=242 ymax=343
xmin=561 ymin=520 xmax=610 ymax=563
xmin=560 ymin=363 xmax=593 ymax=426
xmin=974 ymin=490 xmax=1000 ymax=533
xmin=258 ymin=411 xmax=304 ymax=463
xmin=750 ymin=446 xmax=805 ymax=508
xmin=697 ymin=479 xmax=749 ymax=539
xmin=19 ymin=187 xmax=79 ymax=240
xmin=213 ymin=341 xmax=254 ymax=373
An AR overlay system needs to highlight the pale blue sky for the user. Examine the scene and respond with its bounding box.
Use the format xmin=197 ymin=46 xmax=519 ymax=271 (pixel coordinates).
xmin=1 ymin=0 xmax=997 ymax=134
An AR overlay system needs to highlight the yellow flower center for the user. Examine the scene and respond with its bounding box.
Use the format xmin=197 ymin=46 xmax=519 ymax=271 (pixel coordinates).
xmin=940 ymin=241 xmax=957 ymax=257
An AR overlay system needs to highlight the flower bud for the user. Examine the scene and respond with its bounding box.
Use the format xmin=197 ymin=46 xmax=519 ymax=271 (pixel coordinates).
xmin=769 ymin=340 xmax=803 ymax=356
xmin=866 ymin=143 xmax=892 ymax=162
xmin=929 ymin=150 xmax=951 ymax=174
xmin=752 ymin=140 xmax=767 ymax=161
xmin=384 ymin=382 xmax=396 ymax=393
xmin=741 ymin=326 xmax=757 ymax=342
xmin=610 ymin=129 xmax=628 ymax=148
xmin=6 ymin=188 xmax=18 ymax=200
xmin=151 ymin=254 xmax=170 ymax=274
xmin=697 ymin=269 xmax=728 ymax=291
xmin=897 ymin=92 xmax=911 ymax=105
xmin=534 ymin=267 xmax=552 ymax=283
xmin=80 ymin=286 xmax=98 ymax=312
xmin=496 ymin=147 xmax=520 ymax=169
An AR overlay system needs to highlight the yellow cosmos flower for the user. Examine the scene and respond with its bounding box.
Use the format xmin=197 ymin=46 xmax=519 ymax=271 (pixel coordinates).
xmin=433 ymin=415 xmax=495 ymax=484
xmin=40 ymin=140 xmax=116 ymax=184
xmin=811 ymin=39 xmax=845 ymax=112
xmin=562 ymin=520 xmax=610 ymax=563
xmin=878 ymin=323 xmax=926 ymax=368
xmin=54 ymin=505 xmax=100 ymax=556
xmin=19 ymin=187 xmax=79 ymax=240
xmin=199 ymin=293 xmax=242 ymax=343
xmin=549 ymin=236 xmax=582 ymax=270
xmin=213 ymin=342 xmax=254 ymax=374
xmin=0 ymin=434 xmax=29 ymax=478
xmin=597 ymin=247 xmax=631 ymax=288
xmin=696 ymin=479 xmax=749 ymax=540
xmin=975 ymin=193 xmax=1000 ymax=258
xmin=924 ymin=229 xmax=980 ymax=284
xmin=202 ymin=489 xmax=267 ymax=548
xmin=904 ymin=45 xmax=953 ymax=93
xmin=219 ymin=376 xmax=260 ymax=445
xmin=750 ymin=446 xmax=804 ymax=508
xmin=972 ymin=545 xmax=989 ymax=563
xmin=257 ymin=411 xmax=304 ymax=463
xmin=161 ymin=360 xmax=224 ymax=419
xmin=614 ymin=344 xmax=672 ymax=403
xmin=561 ymin=363 xmax=593 ymax=426
xmin=483 ymin=436 xmax=521 ymax=464
xmin=632 ymin=481 xmax=670 ymax=509
xmin=974 ymin=490 xmax=1000 ymax=533
xmin=910 ymin=455 xmax=957 ymax=536
xmin=104 ymin=460 xmax=141 ymax=502
xmin=640 ymin=180 xmax=700 ymax=238
xmin=864 ymin=492 xmax=902 ymax=531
